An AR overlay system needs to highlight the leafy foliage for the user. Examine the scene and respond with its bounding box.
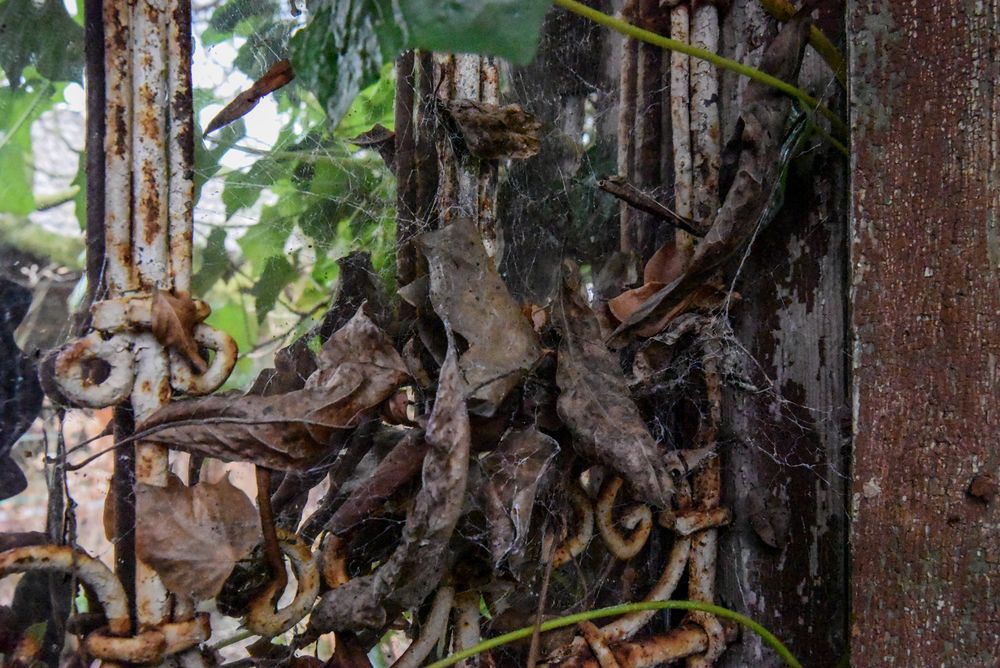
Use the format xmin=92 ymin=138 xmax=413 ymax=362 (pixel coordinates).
xmin=291 ymin=0 xmax=550 ymax=128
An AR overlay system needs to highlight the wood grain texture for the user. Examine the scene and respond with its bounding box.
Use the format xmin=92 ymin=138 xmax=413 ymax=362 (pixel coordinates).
xmin=716 ymin=3 xmax=849 ymax=666
xmin=848 ymin=0 xmax=1000 ymax=664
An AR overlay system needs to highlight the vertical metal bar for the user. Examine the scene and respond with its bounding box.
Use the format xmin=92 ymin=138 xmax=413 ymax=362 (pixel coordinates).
xmin=669 ymin=3 xmax=694 ymax=261
xmin=131 ymin=0 xmax=173 ymax=632
xmin=395 ymin=50 xmax=418 ymax=291
xmin=83 ymin=0 xmax=107 ymax=325
xmin=104 ymin=0 xmax=137 ymax=295
xmin=453 ymin=53 xmax=481 ymax=225
xmin=477 ymin=57 xmax=500 ymax=256
xmin=690 ymin=2 xmax=721 ymax=224
xmin=618 ymin=0 xmax=638 ymax=253
xmin=167 ymin=0 xmax=194 ymax=293
xmin=132 ymin=0 xmax=171 ymax=290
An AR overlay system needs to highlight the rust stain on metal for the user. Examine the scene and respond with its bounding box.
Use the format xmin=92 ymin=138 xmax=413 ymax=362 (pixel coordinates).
xmin=849 ymin=1 xmax=1000 ymax=664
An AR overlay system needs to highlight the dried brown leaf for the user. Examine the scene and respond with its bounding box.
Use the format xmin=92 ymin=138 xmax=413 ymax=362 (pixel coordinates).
xmin=204 ymin=59 xmax=295 ymax=136
xmin=643 ymin=241 xmax=685 ymax=285
xmin=151 ymin=290 xmax=208 ymax=373
xmin=481 ymin=426 xmax=560 ymax=567
xmin=554 ymin=265 xmax=674 ymax=509
xmin=135 ymin=474 xmax=261 ymax=601
xmin=138 ymin=307 xmax=408 ymax=470
xmin=350 ymin=124 xmax=396 ymax=169
xmin=415 ymin=217 xmax=542 ymax=415
xmin=607 ymin=282 xmax=665 ymax=324
xmin=443 ymin=99 xmax=541 ymax=160
xmin=308 ymin=341 xmax=471 ymax=633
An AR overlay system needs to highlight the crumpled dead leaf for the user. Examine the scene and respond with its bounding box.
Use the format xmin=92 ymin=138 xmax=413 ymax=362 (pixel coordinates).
xmin=152 ymin=289 xmax=209 ymax=373
xmin=554 ymin=264 xmax=674 ymax=510
xmin=413 ymin=217 xmax=542 ymax=415
xmin=139 ymin=307 xmax=408 ymax=470
xmin=308 ymin=339 xmax=471 ymax=633
xmin=609 ymin=16 xmax=812 ymax=345
xmin=204 ymin=59 xmax=295 ymax=136
xmin=350 ymin=124 xmax=395 ymax=169
xmin=135 ymin=474 xmax=261 ymax=600
xmin=480 ymin=425 xmax=560 ymax=568
xmin=442 ymin=99 xmax=541 ymax=160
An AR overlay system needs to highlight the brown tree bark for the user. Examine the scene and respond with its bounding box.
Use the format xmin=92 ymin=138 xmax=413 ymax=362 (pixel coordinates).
xmin=848 ymin=0 xmax=1000 ymax=664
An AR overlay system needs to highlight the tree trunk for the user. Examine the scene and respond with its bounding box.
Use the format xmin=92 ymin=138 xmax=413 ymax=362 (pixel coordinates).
xmin=848 ymin=0 xmax=1000 ymax=664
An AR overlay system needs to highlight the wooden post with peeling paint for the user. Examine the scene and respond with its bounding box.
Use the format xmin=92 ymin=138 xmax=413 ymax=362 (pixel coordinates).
xmin=849 ymin=0 xmax=1000 ymax=664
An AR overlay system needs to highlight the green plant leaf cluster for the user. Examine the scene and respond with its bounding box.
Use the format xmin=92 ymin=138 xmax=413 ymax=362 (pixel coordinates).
xmin=290 ymin=0 xmax=551 ymax=128
xmin=0 ymin=0 xmax=83 ymax=88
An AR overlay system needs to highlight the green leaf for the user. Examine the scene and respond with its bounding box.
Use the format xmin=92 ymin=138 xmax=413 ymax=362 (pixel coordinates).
xmin=222 ymin=157 xmax=276 ymax=217
xmin=289 ymin=0 xmax=404 ymax=128
xmin=0 ymin=0 xmax=84 ymax=86
xmin=192 ymin=227 xmax=233 ymax=296
xmin=236 ymin=208 xmax=294 ymax=271
xmin=292 ymin=0 xmax=549 ymax=126
xmin=400 ymin=0 xmax=550 ymax=64
xmin=0 ymin=83 xmax=55 ymax=215
xmin=250 ymin=254 xmax=297 ymax=323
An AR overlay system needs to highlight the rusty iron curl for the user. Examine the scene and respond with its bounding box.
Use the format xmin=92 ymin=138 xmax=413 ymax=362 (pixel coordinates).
xmin=0 ymin=544 xmax=211 ymax=663
xmin=244 ymin=530 xmax=320 ymax=637
xmin=46 ymin=294 xmax=237 ymax=408
xmin=595 ymin=476 xmax=653 ymax=560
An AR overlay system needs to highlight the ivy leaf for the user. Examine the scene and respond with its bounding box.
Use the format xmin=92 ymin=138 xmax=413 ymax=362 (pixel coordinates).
xmin=290 ymin=0 xmax=403 ymax=129
xmin=237 ymin=208 xmax=295 ymax=271
xmin=292 ymin=0 xmax=550 ymax=127
xmin=0 ymin=0 xmax=84 ymax=87
xmin=400 ymin=0 xmax=550 ymax=65
xmin=192 ymin=227 xmax=232 ymax=296
xmin=0 ymin=85 xmax=55 ymax=215
xmin=251 ymin=255 xmax=298 ymax=323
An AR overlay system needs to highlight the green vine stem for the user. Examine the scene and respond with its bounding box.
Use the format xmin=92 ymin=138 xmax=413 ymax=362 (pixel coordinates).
xmin=760 ymin=0 xmax=847 ymax=88
xmin=426 ymin=599 xmax=803 ymax=668
xmin=554 ymin=0 xmax=848 ymax=144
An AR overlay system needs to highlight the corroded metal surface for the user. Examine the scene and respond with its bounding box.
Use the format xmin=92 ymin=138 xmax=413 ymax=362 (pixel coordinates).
xmin=849 ymin=0 xmax=1000 ymax=664
xmin=104 ymin=0 xmax=137 ymax=294
xmin=0 ymin=545 xmax=131 ymax=637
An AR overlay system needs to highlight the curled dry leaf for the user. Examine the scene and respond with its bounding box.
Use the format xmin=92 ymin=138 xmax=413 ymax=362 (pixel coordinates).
xmin=609 ymin=16 xmax=812 ymax=345
xmin=350 ymin=124 xmax=396 ymax=170
xmin=138 ymin=307 xmax=408 ymax=470
xmin=204 ymin=59 xmax=295 ymax=136
xmin=554 ymin=265 xmax=674 ymax=510
xmin=442 ymin=99 xmax=541 ymax=160
xmin=151 ymin=289 xmax=208 ymax=373
xmin=480 ymin=425 xmax=560 ymax=567
xmin=308 ymin=341 xmax=471 ymax=633
xmin=414 ymin=217 xmax=542 ymax=415
xmin=135 ymin=474 xmax=261 ymax=601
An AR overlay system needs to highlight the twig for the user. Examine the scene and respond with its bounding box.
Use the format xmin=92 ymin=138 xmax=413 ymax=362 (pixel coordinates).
xmin=526 ymin=530 xmax=556 ymax=668
xmin=598 ymin=177 xmax=706 ymax=237
xmin=255 ymin=467 xmax=288 ymax=606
